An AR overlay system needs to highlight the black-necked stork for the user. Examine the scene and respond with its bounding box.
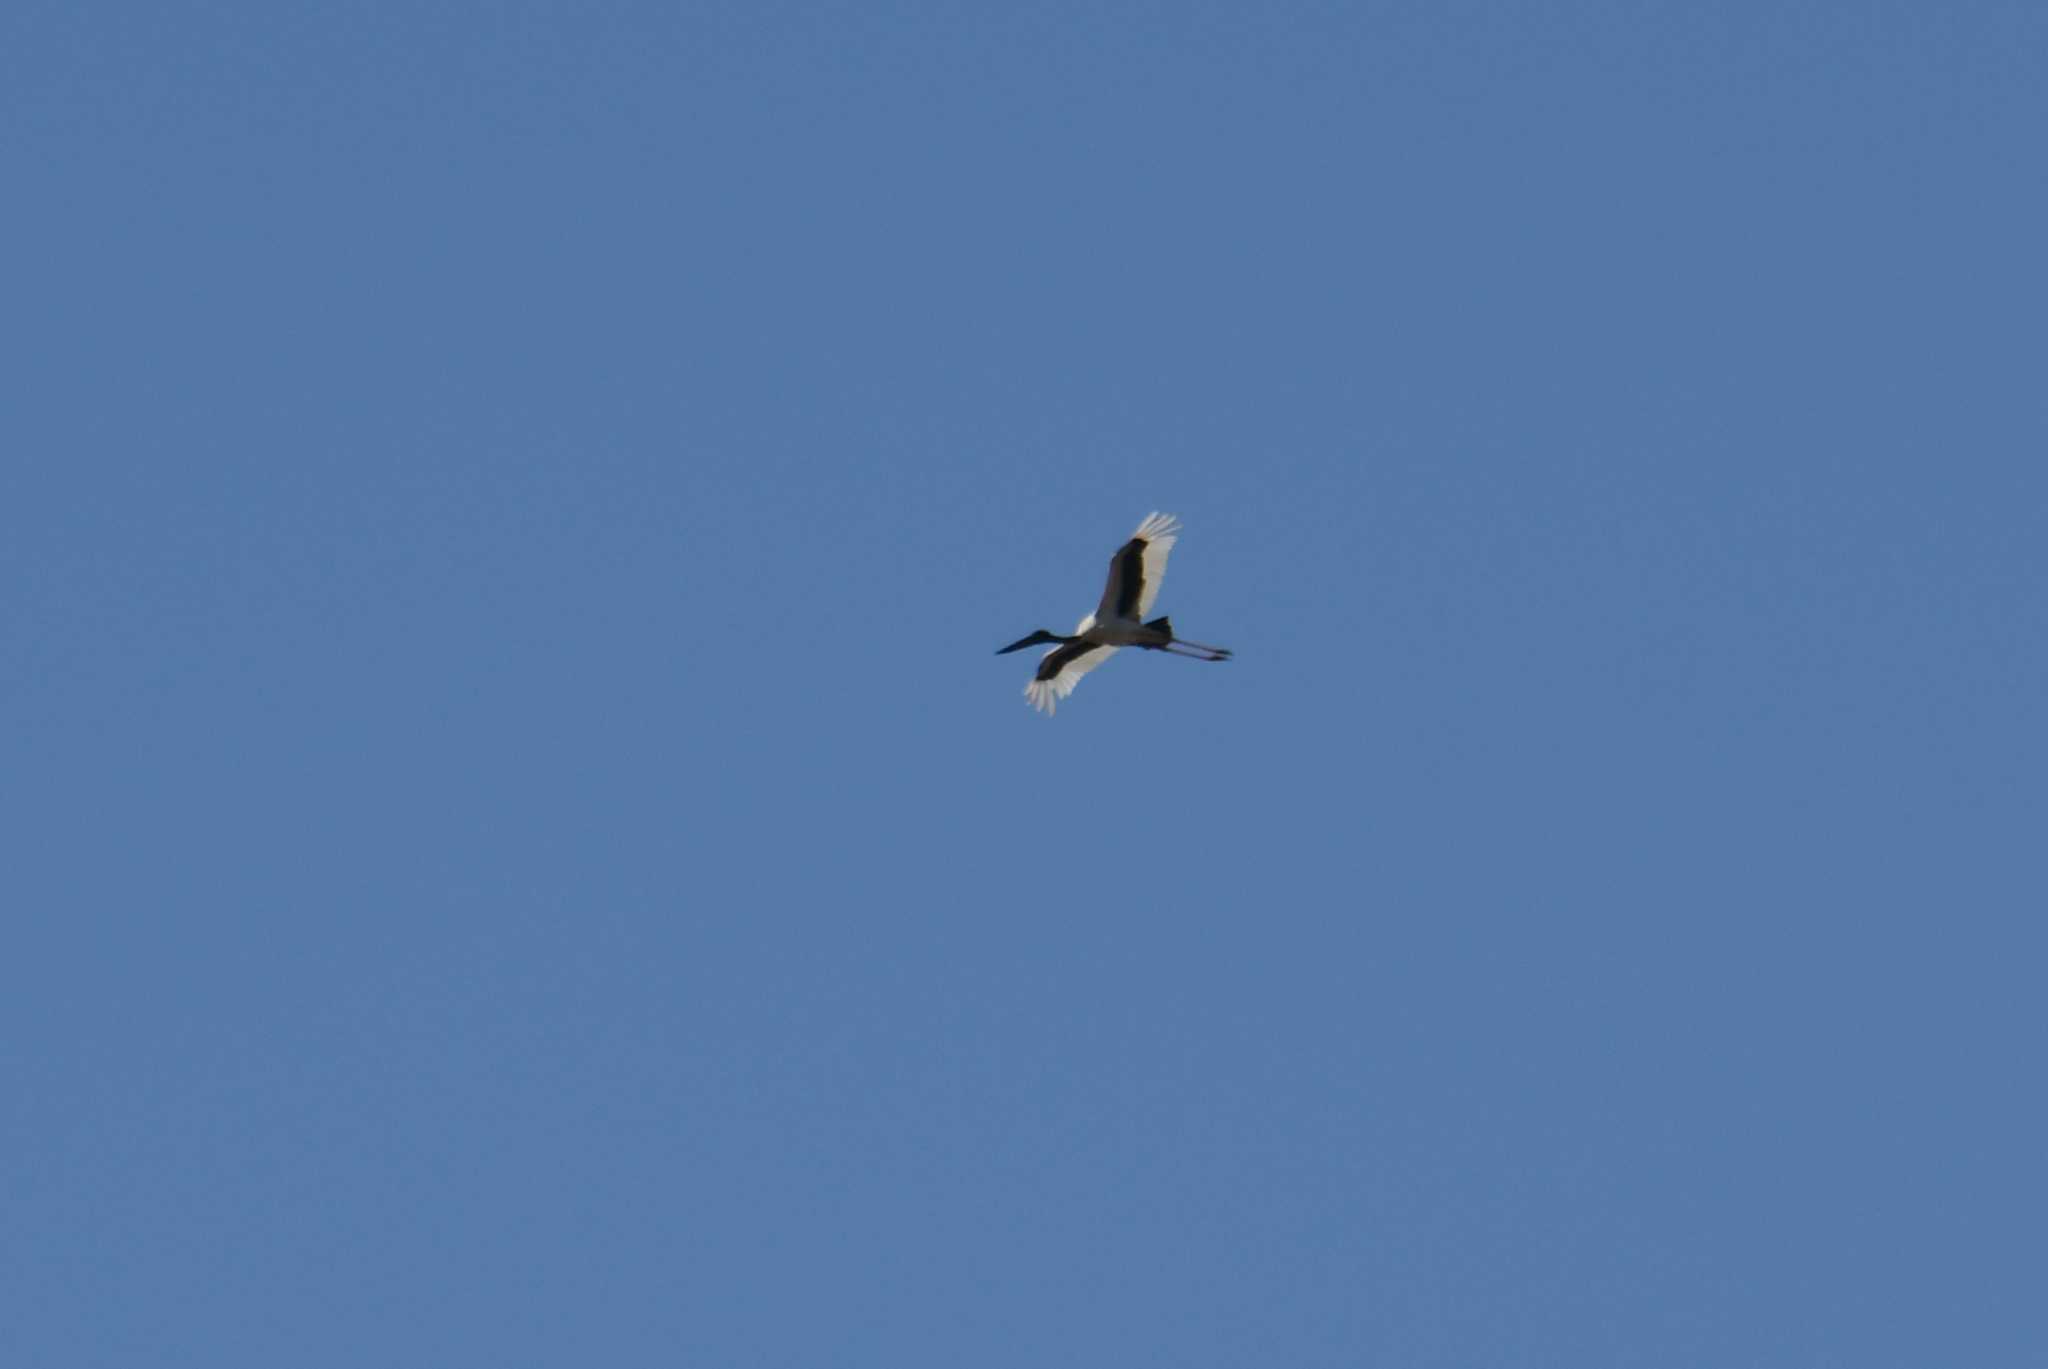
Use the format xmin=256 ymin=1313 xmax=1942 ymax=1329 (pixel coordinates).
xmin=996 ymin=512 xmax=1233 ymax=715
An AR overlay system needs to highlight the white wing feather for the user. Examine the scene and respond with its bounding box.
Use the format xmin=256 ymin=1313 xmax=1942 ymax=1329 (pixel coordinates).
xmin=1024 ymin=614 xmax=1119 ymax=715
xmin=1129 ymin=512 xmax=1180 ymax=620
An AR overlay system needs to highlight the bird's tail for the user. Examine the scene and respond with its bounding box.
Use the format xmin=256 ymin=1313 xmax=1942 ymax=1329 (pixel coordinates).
xmin=1148 ymin=614 xmax=1231 ymax=660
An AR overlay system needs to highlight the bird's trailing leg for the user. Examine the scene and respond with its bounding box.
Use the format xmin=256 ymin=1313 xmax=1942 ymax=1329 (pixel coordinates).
xmin=1161 ymin=639 xmax=1232 ymax=661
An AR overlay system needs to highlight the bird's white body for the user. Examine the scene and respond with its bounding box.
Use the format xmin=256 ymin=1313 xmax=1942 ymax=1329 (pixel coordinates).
xmin=1001 ymin=512 xmax=1231 ymax=715
xmin=1074 ymin=614 xmax=1172 ymax=648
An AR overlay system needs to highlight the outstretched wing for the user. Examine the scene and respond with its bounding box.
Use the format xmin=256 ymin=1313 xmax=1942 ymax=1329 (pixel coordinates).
xmin=1094 ymin=512 xmax=1181 ymax=623
xmin=1024 ymin=618 xmax=1120 ymax=715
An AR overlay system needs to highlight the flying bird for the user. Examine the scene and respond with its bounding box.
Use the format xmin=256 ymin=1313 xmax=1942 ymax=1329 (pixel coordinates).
xmin=997 ymin=512 xmax=1233 ymax=715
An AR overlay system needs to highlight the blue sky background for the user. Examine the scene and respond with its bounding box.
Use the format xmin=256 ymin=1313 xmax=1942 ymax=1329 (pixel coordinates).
xmin=6 ymin=2 xmax=2044 ymax=1364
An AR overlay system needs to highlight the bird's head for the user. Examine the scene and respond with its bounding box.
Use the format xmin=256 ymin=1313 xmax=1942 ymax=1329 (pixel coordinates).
xmin=995 ymin=629 xmax=1065 ymax=655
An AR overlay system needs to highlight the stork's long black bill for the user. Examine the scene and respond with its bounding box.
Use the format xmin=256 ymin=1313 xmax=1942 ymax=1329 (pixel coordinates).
xmin=996 ymin=630 xmax=1063 ymax=655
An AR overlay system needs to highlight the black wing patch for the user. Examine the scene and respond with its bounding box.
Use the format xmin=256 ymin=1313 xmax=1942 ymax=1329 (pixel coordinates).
xmin=1107 ymin=538 xmax=1147 ymax=620
xmin=1035 ymin=641 xmax=1104 ymax=682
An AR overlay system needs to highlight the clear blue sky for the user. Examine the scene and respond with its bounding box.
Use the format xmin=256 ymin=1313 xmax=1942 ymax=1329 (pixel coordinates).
xmin=6 ymin=2 xmax=2043 ymax=1364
